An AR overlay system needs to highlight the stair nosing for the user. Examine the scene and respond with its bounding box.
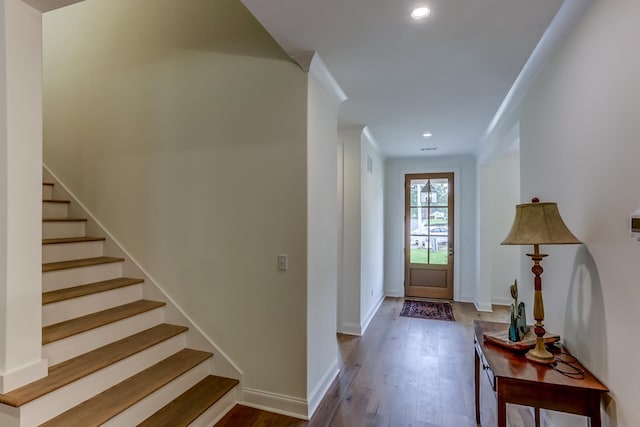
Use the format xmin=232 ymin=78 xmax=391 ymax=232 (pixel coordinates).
xmin=43 ymin=277 xmax=145 ymax=305
xmin=42 ymin=300 xmax=166 ymax=345
xmin=0 ymin=324 xmax=189 ymax=407
xmin=40 ymin=349 xmax=212 ymax=427
xmin=43 ymin=182 xmax=54 ymax=186
xmin=43 ymin=256 xmax=125 ymax=273
xmin=42 ymin=236 xmax=106 ymax=245
xmin=43 ymin=217 xmax=87 ymax=222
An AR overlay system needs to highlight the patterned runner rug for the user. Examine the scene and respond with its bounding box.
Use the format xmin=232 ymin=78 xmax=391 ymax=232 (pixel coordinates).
xmin=399 ymin=300 xmax=455 ymax=321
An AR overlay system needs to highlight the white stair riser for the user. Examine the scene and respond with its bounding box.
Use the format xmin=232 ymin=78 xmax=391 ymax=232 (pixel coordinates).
xmin=19 ymin=334 xmax=187 ymax=427
xmin=42 ymin=221 xmax=86 ymax=239
xmin=43 ymin=308 xmax=164 ymax=365
xmin=42 ymin=284 xmax=144 ymax=326
xmin=42 ymin=184 xmax=53 ymax=200
xmin=42 ymin=202 xmax=69 ymax=219
xmin=43 ymin=262 xmax=122 ymax=292
xmin=102 ymin=360 xmax=212 ymax=427
xmin=190 ymin=385 xmax=239 ymax=427
xmin=42 ymin=241 xmax=104 ymax=264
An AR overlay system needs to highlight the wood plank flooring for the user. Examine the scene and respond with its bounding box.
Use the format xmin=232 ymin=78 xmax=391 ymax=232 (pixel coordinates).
xmin=217 ymin=298 xmax=534 ymax=427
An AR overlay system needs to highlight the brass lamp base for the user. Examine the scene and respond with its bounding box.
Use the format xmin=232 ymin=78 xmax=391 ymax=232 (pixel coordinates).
xmin=525 ymin=337 xmax=556 ymax=364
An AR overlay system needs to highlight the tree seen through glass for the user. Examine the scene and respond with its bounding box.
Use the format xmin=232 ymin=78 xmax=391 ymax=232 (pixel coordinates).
xmin=409 ymin=178 xmax=449 ymax=265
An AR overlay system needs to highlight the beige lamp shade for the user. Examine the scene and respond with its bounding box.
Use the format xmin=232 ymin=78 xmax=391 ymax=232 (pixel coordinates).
xmin=501 ymin=200 xmax=582 ymax=246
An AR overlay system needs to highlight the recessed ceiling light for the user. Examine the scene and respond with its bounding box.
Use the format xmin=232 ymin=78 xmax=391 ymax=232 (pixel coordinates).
xmin=420 ymin=147 xmax=438 ymax=152
xmin=422 ymin=132 xmax=433 ymax=138
xmin=411 ymin=7 xmax=431 ymax=20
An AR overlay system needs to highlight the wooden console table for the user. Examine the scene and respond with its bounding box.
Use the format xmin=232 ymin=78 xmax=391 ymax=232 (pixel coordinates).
xmin=474 ymin=320 xmax=608 ymax=427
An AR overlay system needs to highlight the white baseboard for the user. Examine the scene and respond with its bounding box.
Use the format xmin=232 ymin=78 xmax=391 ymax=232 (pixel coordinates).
xmin=0 ymin=359 xmax=48 ymax=393
xmin=341 ymin=295 xmax=385 ymax=336
xmin=307 ymin=358 xmax=339 ymax=418
xmin=492 ymin=297 xmax=512 ymax=306
xmin=361 ymin=295 xmax=384 ymax=335
xmin=384 ymin=288 xmax=404 ymax=297
xmin=340 ymin=322 xmax=362 ymax=336
xmin=241 ymin=387 xmax=309 ymax=420
xmin=474 ymin=301 xmax=493 ymax=312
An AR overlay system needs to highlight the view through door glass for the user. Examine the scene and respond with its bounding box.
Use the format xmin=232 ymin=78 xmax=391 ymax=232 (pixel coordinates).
xmin=405 ymin=173 xmax=454 ymax=299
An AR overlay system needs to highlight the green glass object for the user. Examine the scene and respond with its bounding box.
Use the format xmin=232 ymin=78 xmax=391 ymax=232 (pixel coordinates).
xmin=508 ymin=279 xmax=527 ymax=342
xmin=509 ymin=302 xmax=527 ymax=341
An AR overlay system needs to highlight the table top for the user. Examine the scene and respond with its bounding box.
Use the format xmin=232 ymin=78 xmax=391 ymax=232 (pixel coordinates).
xmin=474 ymin=320 xmax=608 ymax=392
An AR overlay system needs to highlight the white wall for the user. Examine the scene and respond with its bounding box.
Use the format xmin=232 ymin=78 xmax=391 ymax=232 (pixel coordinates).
xmin=359 ymin=131 xmax=385 ymax=328
xmin=519 ymin=0 xmax=640 ymax=424
xmin=43 ymin=0 xmax=310 ymax=412
xmin=306 ymin=58 xmax=340 ymax=416
xmin=384 ymin=155 xmax=476 ymax=302
xmin=338 ymin=126 xmax=384 ymax=335
xmin=477 ymin=148 xmax=521 ymax=311
xmin=485 ymin=150 xmax=521 ymax=306
xmin=0 ymin=0 xmax=48 ymax=393
xmin=339 ymin=126 xmax=362 ymax=334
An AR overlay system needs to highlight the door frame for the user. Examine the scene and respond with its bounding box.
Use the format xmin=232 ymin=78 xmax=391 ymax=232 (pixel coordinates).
xmin=404 ymin=172 xmax=454 ymax=299
xmin=399 ymin=168 xmax=461 ymax=302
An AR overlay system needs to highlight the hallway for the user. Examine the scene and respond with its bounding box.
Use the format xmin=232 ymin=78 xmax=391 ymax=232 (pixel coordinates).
xmin=219 ymin=298 xmax=532 ymax=426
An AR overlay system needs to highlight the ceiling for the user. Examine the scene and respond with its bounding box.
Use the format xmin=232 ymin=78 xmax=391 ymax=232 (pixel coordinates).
xmin=241 ymin=0 xmax=565 ymax=158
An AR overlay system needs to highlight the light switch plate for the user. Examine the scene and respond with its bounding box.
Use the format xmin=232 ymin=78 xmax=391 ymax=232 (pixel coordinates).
xmin=277 ymin=254 xmax=288 ymax=271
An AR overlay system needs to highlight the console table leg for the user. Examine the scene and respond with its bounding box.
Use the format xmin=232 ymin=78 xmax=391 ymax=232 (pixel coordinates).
xmin=497 ymin=384 xmax=507 ymax=427
xmin=535 ymin=407 xmax=540 ymax=427
xmin=589 ymin=396 xmax=601 ymax=427
xmin=475 ymin=350 xmax=480 ymax=425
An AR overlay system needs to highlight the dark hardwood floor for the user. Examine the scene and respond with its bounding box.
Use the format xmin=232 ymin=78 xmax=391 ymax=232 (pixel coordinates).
xmin=216 ymin=298 xmax=532 ymax=427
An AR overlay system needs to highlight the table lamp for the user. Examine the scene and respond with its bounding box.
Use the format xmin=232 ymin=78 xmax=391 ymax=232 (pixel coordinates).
xmin=501 ymin=198 xmax=581 ymax=364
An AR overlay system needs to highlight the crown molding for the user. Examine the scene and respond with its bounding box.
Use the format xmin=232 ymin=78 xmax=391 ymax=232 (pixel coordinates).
xmin=21 ymin=0 xmax=84 ymax=13
xmin=292 ymin=51 xmax=347 ymax=104
xmin=362 ymin=126 xmax=384 ymax=157
xmin=478 ymin=0 xmax=595 ymax=162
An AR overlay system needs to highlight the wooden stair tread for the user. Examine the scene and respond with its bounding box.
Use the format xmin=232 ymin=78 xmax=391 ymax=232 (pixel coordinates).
xmin=0 ymin=324 xmax=188 ymax=407
xmin=43 ymin=256 xmax=124 ymax=272
xmin=40 ymin=349 xmax=212 ymax=427
xmin=138 ymin=375 xmax=238 ymax=427
xmin=43 ymin=182 xmax=54 ymax=186
xmin=43 ymin=217 xmax=87 ymax=222
xmin=43 ymin=277 xmax=144 ymax=305
xmin=43 ymin=236 xmax=106 ymax=245
xmin=42 ymin=199 xmax=70 ymax=204
xmin=42 ymin=300 xmax=166 ymax=345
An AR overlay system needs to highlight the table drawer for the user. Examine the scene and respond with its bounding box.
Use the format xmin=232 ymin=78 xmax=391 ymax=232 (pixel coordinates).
xmin=475 ymin=339 xmax=496 ymax=391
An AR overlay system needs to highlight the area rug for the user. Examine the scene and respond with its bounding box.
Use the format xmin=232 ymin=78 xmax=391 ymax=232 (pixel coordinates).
xmin=399 ymin=300 xmax=455 ymax=322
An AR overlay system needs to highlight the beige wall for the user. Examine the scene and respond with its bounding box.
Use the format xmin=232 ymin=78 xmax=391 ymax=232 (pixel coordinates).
xmin=306 ymin=65 xmax=340 ymax=414
xmin=43 ymin=0 xmax=310 ymax=405
xmin=520 ymin=0 xmax=640 ymax=424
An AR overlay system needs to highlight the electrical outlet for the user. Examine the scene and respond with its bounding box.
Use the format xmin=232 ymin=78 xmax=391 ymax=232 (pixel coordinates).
xmin=277 ymin=254 xmax=288 ymax=271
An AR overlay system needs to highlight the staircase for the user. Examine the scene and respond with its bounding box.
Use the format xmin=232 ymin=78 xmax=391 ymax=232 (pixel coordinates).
xmin=0 ymin=181 xmax=239 ymax=426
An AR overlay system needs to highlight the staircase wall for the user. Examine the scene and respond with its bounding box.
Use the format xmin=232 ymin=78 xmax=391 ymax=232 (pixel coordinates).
xmin=43 ymin=0 xmax=310 ymax=415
